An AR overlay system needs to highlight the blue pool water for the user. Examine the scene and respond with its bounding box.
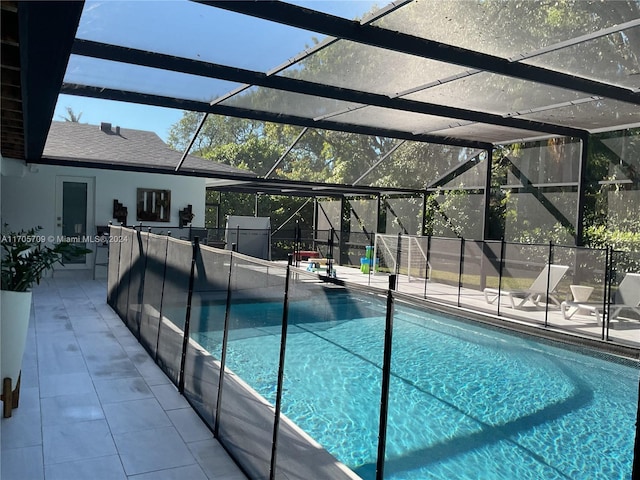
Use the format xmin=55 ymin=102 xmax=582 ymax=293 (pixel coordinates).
xmin=191 ymin=292 xmax=639 ymax=480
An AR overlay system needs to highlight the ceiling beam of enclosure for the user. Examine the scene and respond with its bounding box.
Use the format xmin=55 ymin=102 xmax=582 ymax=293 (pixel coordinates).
xmin=69 ymin=39 xmax=587 ymax=141
xmin=7 ymin=0 xmax=640 ymax=169
xmin=61 ymin=83 xmax=493 ymax=149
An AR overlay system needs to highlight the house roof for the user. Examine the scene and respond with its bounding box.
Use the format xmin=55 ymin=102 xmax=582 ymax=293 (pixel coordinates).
xmin=40 ymin=121 xmax=417 ymax=197
xmin=40 ymin=121 xmax=257 ymax=178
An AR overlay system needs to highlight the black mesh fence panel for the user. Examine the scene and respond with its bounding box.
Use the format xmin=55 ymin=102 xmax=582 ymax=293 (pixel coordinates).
xmin=216 ymin=255 xmax=287 ymax=479
xmin=107 ymin=225 xmax=122 ymax=307
xmin=138 ymin=233 xmax=169 ymax=359
xmin=104 ymin=227 xmax=638 ymax=479
xmin=459 ymin=240 xmax=495 ymax=304
xmin=607 ymin=250 xmax=640 ymax=344
xmin=124 ymin=230 xmax=147 ymax=335
xmin=469 ymin=240 xmax=503 ymax=316
xmin=182 ymin=245 xmax=233 ymax=429
xmin=500 ymin=243 xmax=558 ymax=311
xmin=276 ymin=270 xmax=385 ymax=479
xmin=426 ymin=237 xmax=463 ymax=305
xmin=155 ymin=237 xmax=192 ymax=385
xmin=114 ymin=228 xmax=134 ymax=319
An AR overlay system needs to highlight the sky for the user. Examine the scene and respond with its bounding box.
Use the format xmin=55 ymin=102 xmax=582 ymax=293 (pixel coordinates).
xmin=53 ymin=95 xmax=183 ymax=143
xmin=51 ymin=0 xmax=380 ymax=144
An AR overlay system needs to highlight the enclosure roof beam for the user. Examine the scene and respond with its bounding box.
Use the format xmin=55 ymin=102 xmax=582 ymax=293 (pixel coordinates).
xmin=61 ymin=83 xmax=492 ymax=149
xmin=71 ymin=39 xmax=585 ymax=140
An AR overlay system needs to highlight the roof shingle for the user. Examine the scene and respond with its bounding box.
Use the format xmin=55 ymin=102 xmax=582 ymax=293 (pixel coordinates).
xmin=42 ymin=121 xmax=256 ymax=178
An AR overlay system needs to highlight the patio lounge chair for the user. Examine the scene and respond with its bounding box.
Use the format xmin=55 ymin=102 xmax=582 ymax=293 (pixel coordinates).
xmin=483 ymin=264 xmax=570 ymax=309
xmin=560 ymin=272 xmax=640 ymax=325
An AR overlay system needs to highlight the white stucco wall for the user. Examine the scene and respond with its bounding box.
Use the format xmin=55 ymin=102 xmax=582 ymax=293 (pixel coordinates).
xmin=1 ymin=158 xmax=206 ymax=270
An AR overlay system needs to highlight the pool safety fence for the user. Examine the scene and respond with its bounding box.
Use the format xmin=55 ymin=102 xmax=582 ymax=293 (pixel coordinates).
xmin=127 ymin=225 xmax=340 ymax=263
xmin=108 ymin=226 xmax=364 ymax=480
xmin=107 ymin=226 xmax=639 ymax=480
xmin=373 ymin=233 xmax=640 ymax=344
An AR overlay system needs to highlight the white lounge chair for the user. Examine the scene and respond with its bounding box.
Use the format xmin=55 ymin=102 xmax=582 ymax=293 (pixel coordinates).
xmin=561 ymin=272 xmax=640 ymax=325
xmin=484 ymin=264 xmax=570 ymax=309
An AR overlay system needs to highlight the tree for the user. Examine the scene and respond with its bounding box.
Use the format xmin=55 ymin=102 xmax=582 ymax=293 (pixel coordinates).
xmin=167 ymin=114 xmax=321 ymax=231
xmin=165 ymin=0 xmax=640 ymax=247
xmin=59 ymin=107 xmax=83 ymax=123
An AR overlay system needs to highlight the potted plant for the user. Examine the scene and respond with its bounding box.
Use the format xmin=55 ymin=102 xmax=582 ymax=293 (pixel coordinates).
xmin=1 ymin=225 xmax=90 ymax=417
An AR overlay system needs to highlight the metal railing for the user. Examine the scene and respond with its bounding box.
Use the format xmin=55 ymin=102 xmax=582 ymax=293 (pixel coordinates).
xmin=374 ymin=233 xmax=640 ymax=345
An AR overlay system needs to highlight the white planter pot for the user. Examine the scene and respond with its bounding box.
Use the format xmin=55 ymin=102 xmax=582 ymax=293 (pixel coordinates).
xmin=1 ymin=290 xmax=32 ymax=415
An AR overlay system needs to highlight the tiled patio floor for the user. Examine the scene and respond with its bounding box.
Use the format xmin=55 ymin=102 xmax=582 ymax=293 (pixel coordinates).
xmin=1 ymin=276 xmax=246 ymax=480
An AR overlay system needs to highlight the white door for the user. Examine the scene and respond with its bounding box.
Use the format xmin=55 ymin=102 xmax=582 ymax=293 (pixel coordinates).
xmin=55 ymin=176 xmax=95 ymax=268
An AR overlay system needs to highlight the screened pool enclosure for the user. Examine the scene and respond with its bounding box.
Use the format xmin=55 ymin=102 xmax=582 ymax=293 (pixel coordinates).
xmin=4 ymin=2 xmax=640 ymax=479
xmin=9 ymin=1 xmax=640 ymax=256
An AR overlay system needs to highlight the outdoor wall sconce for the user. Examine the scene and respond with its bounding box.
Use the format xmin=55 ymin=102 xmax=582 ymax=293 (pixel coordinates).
xmin=113 ymin=199 xmax=128 ymax=225
xmin=179 ymin=204 xmax=195 ymax=228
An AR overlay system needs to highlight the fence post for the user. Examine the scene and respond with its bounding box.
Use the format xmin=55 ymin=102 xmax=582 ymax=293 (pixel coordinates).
xmin=133 ymin=229 xmax=148 ymax=338
xmin=154 ymin=234 xmax=170 ymax=362
xmin=457 ymin=238 xmax=465 ymax=307
xmin=376 ymin=274 xmax=396 ymax=480
xmin=122 ymin=228 xmax=135 ymax=331
xmin=373 ymin=233 xmax=379 ymax=278
xmin=295 ymin=220 xmax=301 ymax=268
xmin=368 ymin=237 xmax=374 ymax=285
xmin=603 ymin=246 xmax=613 ymax=341
xmin=178 ymin=237 xmax=198 ymax=394
xmin=544 ymin=241 xmax=553 ymax=328
xmin=424 ymin=235 xmax=431 ymax=299
xmin=395 ymin=232 xmax=402 ymax=277
xmin=108 ymin=225 xmax=123 ymax=308
xmin=327 ymin=228 xmax=335 ymax=277
xmin=497 ymin=238 xmax=505 ymax=317
xmin=408 ymin=235 xmax=412 ymax=282
xmin=632 ymin=376 xmax=639 ymax=480
xmin=269 ymin=255 xmax=293 ymax=480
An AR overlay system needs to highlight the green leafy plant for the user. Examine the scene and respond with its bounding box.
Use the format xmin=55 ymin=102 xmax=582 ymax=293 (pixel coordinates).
xmin=1 ymin=225 xmax=92 ymax=292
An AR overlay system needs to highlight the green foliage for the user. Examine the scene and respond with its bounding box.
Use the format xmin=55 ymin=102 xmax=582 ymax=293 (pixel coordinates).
xmin=1 ymin=226 xmax=92 ymax=292
xmin=163 ymin=1 xmax=640 ymax=250
xmin=512 ymin=223 xmax=571 ymax=246
xmin=584 ymin=225 xmax=640 ymax=273
xmin=426 ymin=188 xmax=470 ymax=238
xmin=59 ymin=106 xmax=83 ymax=123
xmin=584 ymin=225 xmax=640 ymax=253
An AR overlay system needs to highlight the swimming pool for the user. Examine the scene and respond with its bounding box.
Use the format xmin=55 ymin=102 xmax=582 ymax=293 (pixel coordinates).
xmin=191 ymin=291 xmax=639 ymax=480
